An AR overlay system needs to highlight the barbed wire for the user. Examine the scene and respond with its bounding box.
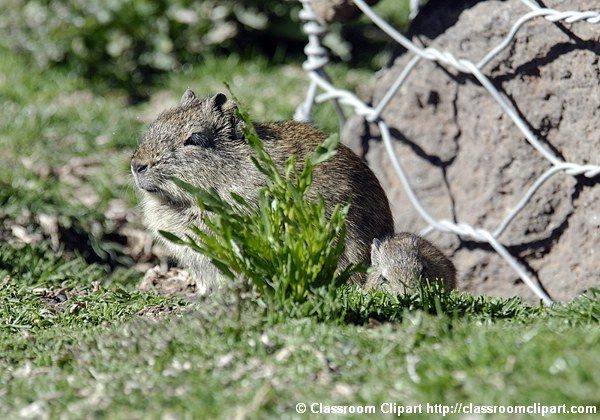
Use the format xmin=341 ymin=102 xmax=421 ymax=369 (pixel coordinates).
xmin=294 ymin=0 xmax=600 ymax=305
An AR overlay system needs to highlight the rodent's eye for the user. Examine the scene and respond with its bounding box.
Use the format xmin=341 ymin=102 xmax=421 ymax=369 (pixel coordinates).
xmin=184 ymin=132 xmax=212 ymax=147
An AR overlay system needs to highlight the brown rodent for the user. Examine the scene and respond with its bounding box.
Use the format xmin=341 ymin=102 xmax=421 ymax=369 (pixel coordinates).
xmin=366 ymin=232 xmax=456 ymax=294
xmin=131 ymin=90 xmax=394 ymax=292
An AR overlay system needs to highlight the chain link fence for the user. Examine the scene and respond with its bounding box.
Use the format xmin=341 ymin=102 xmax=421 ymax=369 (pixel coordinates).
xmin=294 ymin=0 xmax=600 ymax=304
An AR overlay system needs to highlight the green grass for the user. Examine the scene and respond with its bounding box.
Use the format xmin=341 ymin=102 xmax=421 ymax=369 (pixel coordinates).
xmin=1 ymin=287 xmax=598 ymax=417
xmin=0 ymin=38 xmax=599 ymax=418
xmin=0 ymin=243 xmax=184 ymax=333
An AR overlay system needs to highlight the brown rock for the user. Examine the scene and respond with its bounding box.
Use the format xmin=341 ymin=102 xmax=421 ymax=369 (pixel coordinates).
xmin=341 ymin=0 xmax=600 ymax=303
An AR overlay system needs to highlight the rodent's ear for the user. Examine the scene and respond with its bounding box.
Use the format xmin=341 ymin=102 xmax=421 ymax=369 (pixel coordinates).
xmin=411 ymin=235 xmax=419 ymax=247
xmin=180 ymin=89 xmax=197 ymax=106
xmin=211 ymin=93 xmax=228 ymax=110
xmin=411 ymin=235 xmax=420 ymax=256
xmin=211 ymin=92 xmax=238 ymax=115
xmin=371 ymin=238 xmax=382 ymax=265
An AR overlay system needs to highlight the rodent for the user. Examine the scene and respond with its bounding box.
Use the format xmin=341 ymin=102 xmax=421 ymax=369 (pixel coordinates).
xmin=366 ymin=232 xmax=456 ymax=294
xmin=131 ymin=90 xmax=394 ymax=293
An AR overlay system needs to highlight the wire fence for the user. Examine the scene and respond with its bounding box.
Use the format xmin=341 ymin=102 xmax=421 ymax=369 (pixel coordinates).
xmin=294 ymin=0 xmax=600 ymax=305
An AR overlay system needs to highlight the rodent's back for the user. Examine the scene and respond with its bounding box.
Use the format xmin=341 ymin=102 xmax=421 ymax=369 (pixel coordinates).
xmin=403 ymin=233 xmax=456 ymax=289
xmin=258 ymin=121 xmax=395 ymax=275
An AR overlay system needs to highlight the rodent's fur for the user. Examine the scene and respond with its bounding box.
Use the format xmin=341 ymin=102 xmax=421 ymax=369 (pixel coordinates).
xmin=131 ymin=90 xmax=394 ymax=292
xmin=366 ymin=232 xmax=456 ymax=293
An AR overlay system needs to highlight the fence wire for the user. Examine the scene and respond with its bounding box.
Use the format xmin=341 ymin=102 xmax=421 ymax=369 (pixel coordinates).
xmin=294 ymin=0 xmax=600 ymax=305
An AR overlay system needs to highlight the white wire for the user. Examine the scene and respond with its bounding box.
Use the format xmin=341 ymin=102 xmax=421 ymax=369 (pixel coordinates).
xmin=409 ymin=0 xmax=420 ymax=20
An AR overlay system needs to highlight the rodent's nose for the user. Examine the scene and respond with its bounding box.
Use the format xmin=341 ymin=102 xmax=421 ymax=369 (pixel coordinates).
xmin=131 ymin=160 xmax=148 ymax=174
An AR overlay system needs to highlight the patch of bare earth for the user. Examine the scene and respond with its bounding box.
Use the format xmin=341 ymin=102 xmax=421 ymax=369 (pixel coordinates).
xmin=139 ymin=266 xmax=200 ymax=301
xmin=32 ymin=281 xmax=101 ymax=314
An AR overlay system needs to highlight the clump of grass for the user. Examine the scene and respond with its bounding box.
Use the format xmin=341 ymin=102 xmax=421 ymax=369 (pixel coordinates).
xmin=544 ymin=288 xmax=600 ymax=325
xmin=335 ymin=282 xmax=542 ymax=324
xmin=160 ymin=97 xmax=364 ymax=320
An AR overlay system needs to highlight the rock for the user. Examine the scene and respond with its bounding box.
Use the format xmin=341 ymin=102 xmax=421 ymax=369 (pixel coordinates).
xmin=311 ymin=0 xmax=380 ymax=24
xmin=341 ymin=0 xmax=600 ymax=303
